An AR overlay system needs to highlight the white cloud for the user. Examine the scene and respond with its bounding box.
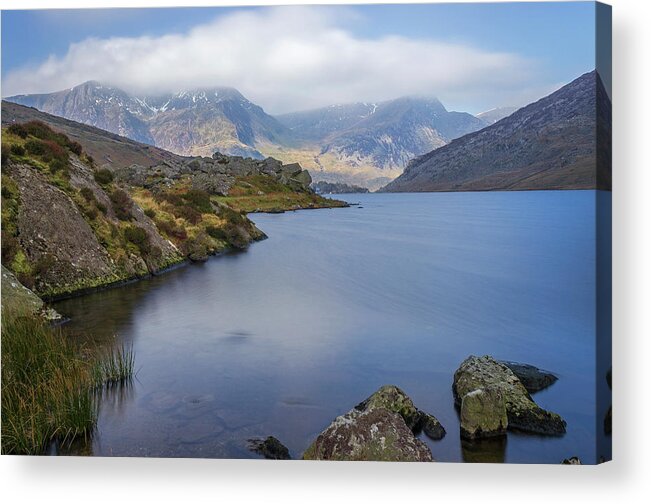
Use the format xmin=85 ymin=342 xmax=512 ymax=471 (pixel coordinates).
xmin=2 ymin=6 xmax=542 ymax=114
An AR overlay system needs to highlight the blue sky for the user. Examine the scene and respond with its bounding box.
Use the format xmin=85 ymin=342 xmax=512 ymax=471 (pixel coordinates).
xmin=1 ymin=3 xmax=598 ymax=114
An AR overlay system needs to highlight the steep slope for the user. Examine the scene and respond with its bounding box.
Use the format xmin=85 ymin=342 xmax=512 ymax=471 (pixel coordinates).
xmin=1 ymin=102 xmax=343 ymax=300
xmin=7 ymin=81 xmax=155 ymax=144
xmin=382 ymin=70 xmax=611 ymax=192
xmin=476 ymin=106 xmax=518 ymax=125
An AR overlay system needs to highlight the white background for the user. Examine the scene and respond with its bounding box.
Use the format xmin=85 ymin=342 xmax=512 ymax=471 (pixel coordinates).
xmin=0 ymin=0 xmax=649 ymax=502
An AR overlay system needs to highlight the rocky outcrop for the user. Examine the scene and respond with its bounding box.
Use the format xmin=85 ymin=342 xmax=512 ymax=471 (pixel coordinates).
xmin=499 ymin=361 xmax=558 ymax=393
xmin=248 ymin=436 xmax=291 ymax=460
xmin=459 ymin=387 xmax=508 ymax=439
xmin=303 ymin=407 xmax=433 ymax=462
xmin=115 ymin=152 xmax=313 ymax=196
xmin=453 ymin=356 xmax=566 ymax=436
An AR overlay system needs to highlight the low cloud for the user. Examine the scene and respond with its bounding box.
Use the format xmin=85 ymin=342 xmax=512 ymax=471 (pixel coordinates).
xmin=2 ymin=6 xmax=543 ymax=114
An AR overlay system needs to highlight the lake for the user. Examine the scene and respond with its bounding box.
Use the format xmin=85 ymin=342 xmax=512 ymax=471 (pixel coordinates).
xmin=54 ymin=190 xmax=611 ymax=463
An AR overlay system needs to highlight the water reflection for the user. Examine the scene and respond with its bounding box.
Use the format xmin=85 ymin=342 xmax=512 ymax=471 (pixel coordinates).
xmin=461 ymin=436 xmax=507 ymax=463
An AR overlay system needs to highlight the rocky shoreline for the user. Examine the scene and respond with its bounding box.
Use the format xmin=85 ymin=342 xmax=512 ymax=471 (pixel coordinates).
xmin=252 ymin=356 xmax=566 ymax=463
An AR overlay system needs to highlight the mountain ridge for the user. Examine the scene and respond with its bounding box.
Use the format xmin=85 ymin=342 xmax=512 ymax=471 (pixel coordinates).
xmin=7 ymin=83 xmax=487 ymax=189
xmin=381 ymin=70 xmax=611 ymax=193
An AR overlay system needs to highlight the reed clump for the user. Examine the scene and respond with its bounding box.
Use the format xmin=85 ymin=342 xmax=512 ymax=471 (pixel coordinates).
xmin=1 ymin=309 xmax=135 ymax=454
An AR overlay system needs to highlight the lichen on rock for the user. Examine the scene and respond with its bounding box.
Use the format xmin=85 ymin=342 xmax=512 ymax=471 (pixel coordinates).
xmin=302 ymin=407 xmax=433 ymax=462
xmin=453 ymin=355 xmax=566 ymax=436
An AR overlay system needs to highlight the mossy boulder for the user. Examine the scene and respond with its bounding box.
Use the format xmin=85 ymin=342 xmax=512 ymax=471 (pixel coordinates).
xmin=248 ymin=436 xmax=291 ymax=460
xmin=355 ymin=385 xmax=423 ymax=430
xmin=453 ymin=356 xmax=566 ymax=436
xmin=459 ymin=387 xmax=508 ymax=439
xmin=302 ymin=407 xmax=433 ymax=462
xmin=355 ymin=385 xmax=446 ymax=440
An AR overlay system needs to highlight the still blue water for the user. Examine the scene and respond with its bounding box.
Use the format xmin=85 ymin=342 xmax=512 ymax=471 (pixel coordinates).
xmin=54 ymin=191 xmax=611 ymax=463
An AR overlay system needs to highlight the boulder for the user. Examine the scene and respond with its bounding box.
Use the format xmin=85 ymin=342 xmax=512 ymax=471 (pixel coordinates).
xmin=248 ymin=436 xmax=291 ymax=460
xmin=355 ymin=385 xmax=446 ymax=440
xmin=459 ymin=387 xmax=508 ymax=439
xmin=355 ymin=385 xmax=422 ymax=430
xmin=500 ymin=361 xmax=558 ymax=393
xmin=453 ymin=356 xmax=566 ymax=436
xmin=302 ymin=407 xmax=433 ymax=462
xmin=420 ymin=412 xmax=446 ymax=440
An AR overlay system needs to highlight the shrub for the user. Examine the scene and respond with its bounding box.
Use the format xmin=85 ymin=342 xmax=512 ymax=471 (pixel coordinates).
xmin=1 ymin=232 xmax=19 ymax=264
xmin=171 ymin=205 xmax=202 ymax=225
xmin=94 ymin=168 xmax=114 ymax=186
xmin=109 ymin=189 xmax=132 ymax=220
xmin=97 ymin=202 xmax=107 ymax=214
xmin=24 ymin=138 xmax=68 ymax=164
xmin=49 ymin=158 xmax=68 ymax=173
xmin=144 ymin=208 xmax=156 ymax=219
xmin=83 ymin=205 xmax=99 ymax=220
xmin=24 ymin=139 xmax=46 ymax=157
xmin=10 ymin=144 xmax=25 ymax=156
xmin=155 ymin=218 xmax=187 ymax=241
xmin=1 ymin=144 xmax=8 ymax=165
xmin=205 ymin=225 xmax=227 ymax=241
xmin=182 ymin=189 xmax=213 ymax=213
xmin=80 ymin=187 xmax=95 ymax=202
xmin=68 ymin=141 xmax=83 ymax=156
xmin=7 ymin=123 xmax=28 ymax=138
xmin=206 ymin=223 xmax=248 ymax=249
xmin=124 ymin=225 xmax=151 ymax=255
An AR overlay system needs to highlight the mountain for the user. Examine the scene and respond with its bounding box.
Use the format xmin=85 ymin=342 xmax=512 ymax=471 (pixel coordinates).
xmin=8 ymin=81 xmax=155 ymax=144
xmin=381 ymin=70 xmax=611 ymax=192
xmin=277 ymin=102 xmax=378 ymax=141
xmin=7 ymin=82 xmax=295 ymax=159
xmin=476 ymin=106 xmax=518 ymax=124
xmin=7 ymin=84 xmax=485 ymax=189
xmin=274 ymin=97 xmax=486 ymax=189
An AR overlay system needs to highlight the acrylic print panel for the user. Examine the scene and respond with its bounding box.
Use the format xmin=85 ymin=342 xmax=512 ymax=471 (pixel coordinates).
xmin=0 ymin=2 xmax=611 ymax=464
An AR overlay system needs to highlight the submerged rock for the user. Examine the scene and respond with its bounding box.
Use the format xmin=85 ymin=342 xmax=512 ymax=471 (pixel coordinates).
xmin=500 ymin=361 xmax=558 ymax=393
xmin=459 ymin=387 xmax=508 ymax=439
xmin=420 ymin=412 xmax=446 ymax=441
xmin=453 ymin=356 xmax=566 ymax=436
xmin=248 ymin=436 xmax=291 ymax=460
xmin=561 ymin=456 xmax=582 ymax=465
xmin=302 ymin=407 xmax=433 ymax=462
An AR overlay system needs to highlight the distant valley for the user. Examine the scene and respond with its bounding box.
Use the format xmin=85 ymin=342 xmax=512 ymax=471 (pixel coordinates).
xmin=7 ymin=83 xmax=490 ymax=190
